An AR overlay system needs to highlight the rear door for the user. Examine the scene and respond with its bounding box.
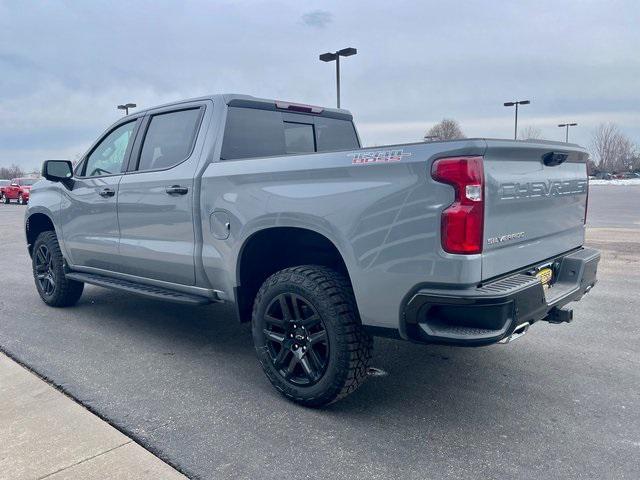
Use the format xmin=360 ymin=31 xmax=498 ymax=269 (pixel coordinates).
xmin=482 ymin=140 xmax=588 ymax=280
xmin=60 ymin=118 xmax=140 ymax=269
xmin=116 ymin=101 xmax=208 ymax=285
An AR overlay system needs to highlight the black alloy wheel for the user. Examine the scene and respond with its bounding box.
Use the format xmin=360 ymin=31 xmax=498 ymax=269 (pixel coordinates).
xmin=32 ymin=231 xmax=84 ymax=307
xmin=262 ymin=292 xmax=329 ymax=386
xmin=34 ymin=244 xmax=56 ymax=296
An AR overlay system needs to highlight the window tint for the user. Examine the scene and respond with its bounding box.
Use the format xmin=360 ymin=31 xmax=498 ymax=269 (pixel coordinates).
xmin=221 ymin=106 xmax=359 ymax=160
xmin=221 ymin=107 xmax=285 ymax=160
xmin=84 ymin=121 xmax=136 ymax=177
xmin=315 ymin=117 xmax=359 ymax=151
xmin=284 ymin=122 xmax=315 ymax=153
xmin=138 ymin=109 xmax=201 ymax=171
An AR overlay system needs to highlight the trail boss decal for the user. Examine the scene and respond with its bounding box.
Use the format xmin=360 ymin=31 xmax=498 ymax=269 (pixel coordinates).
xmin=351 ymin=149 xmax=411 ymax=165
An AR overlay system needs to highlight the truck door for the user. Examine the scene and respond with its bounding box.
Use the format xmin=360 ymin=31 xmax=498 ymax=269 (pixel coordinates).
xmin=59 ymin=118 xmax=140 ymax=269
xmin=116 ymin=102 xmax=208 ymax=286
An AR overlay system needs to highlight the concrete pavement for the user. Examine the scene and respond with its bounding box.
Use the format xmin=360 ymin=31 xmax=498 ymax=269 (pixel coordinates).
xmin=0 ymin=352 xmax=186 ymax=480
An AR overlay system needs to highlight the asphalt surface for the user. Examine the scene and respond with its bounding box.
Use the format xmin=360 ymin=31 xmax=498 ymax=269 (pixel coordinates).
xmin=586 ymin=185 xmax=640 ymax=228
xmin=1 ymin=186 xmax=639 ymax=480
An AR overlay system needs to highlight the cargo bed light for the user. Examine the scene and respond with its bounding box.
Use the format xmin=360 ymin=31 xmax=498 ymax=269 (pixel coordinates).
xmin=275 ymin=101 xmax=323 ymax=114
xmin=431 ymin=156 xmax=485 ymax=254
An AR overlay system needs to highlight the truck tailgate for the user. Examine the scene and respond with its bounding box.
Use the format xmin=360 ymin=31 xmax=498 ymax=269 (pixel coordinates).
xmin=482 ymin=140 xmax=588 ymax=280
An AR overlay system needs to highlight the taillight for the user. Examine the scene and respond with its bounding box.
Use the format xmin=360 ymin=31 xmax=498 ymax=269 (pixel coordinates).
xmin=431 ymin=156 xmax=484 ymax=254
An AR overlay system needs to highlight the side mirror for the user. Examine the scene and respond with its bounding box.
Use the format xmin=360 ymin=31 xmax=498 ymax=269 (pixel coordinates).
xmin=42 ymin=160 xmax=73 ymax=182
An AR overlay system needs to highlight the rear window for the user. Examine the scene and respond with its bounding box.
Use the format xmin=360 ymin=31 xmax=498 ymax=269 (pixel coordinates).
xmin=315 ymin=116 xmax=359 ymax=151
xmin=284 ymin=122 xmax=315 ymax=153
xmin=221 ymin=107 xmax=358 ymax=160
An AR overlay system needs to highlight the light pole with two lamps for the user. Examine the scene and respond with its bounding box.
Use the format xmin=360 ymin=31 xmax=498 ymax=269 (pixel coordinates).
xmin=503 ymin=100 xmax=530 ymax=140
xmin=319 ymin=47 xmax=357 ymax=108
xmin=117 ymin=103 xmax=137 ymax=115
xmin=558 ymin=122 xmax=578 ymax=142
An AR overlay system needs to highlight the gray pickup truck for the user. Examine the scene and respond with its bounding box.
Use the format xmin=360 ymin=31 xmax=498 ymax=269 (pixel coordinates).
xmin=26 ymin=94 xmax=599 ymax=406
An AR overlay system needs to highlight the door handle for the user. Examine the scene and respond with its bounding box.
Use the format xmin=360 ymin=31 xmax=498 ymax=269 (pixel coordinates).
xmin=165 ymin=185 xmax=189 ymax=195
xmin=98 ymin=187 xmax=115 ymax=197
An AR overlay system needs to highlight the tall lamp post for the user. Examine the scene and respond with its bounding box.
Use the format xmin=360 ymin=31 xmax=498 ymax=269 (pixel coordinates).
xmin=319 ymin=47 xmax=357 ymax=108
xmin=117 ymin=103 xmax=137 ymax=115
xmin=558 ymin=122 xmax=578 ymax=142
xmin=503 ymin=100 xmax=530 ymax=139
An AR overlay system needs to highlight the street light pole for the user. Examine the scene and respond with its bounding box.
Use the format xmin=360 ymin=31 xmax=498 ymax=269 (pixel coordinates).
xmin=558 ymin=122 xmax=578 ymax=143
xmin=503 ymin=100 xmax=530 ymax=140
xmin=319 ymin=47 xmax=357 ymax=108
xmin=335 ymin=54 xmax=340 ymax=108
xmin=117 ymin=103 xmax=137 ymax=115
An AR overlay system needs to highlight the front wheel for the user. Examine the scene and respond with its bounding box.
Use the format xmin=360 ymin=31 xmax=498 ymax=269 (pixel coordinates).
xmin=32 ymin=231 xmax=84 ymax=307
xmin=252 ymin=265 xmax=372 ymax=407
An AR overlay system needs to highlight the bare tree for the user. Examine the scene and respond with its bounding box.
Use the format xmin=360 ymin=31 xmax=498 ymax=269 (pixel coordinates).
xmin=519 ymin=125 xmax=543 ymax=140
xmin=590 ymin=123 xmax=634 ymax=173
xmin=0 ymin=164 xmax=25 ymax=179
xmin=424 ymin=119 xmax=466 ymax=142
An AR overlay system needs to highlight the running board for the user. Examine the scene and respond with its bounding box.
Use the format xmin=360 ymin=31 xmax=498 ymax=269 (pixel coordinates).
xmin=65 ymin=272 xmax=213 ymax=305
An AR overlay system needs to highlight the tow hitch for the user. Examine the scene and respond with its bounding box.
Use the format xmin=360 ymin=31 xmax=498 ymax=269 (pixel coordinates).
xmin=546 ymin=306 xmax=574 ymax=324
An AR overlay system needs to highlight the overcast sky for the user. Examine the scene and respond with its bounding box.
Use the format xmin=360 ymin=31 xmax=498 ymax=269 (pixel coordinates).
xmin=1 ymin=0 xmax=638 ymax=170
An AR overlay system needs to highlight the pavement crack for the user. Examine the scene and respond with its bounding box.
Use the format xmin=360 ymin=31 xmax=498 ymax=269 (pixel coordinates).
xmin=36 ymin=441 xmax=133 ymax=480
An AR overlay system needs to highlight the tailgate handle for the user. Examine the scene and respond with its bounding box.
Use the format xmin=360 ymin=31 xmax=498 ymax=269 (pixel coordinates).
xmin=543 ymin=151 xmax=569 ymax=167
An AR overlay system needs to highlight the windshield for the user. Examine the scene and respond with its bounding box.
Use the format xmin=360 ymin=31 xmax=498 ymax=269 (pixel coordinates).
xmin=19 ymin=178 xmax=38 ymax=186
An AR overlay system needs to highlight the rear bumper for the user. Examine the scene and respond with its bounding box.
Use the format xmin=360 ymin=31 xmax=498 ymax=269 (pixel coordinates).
xmin=401 ymin=247 xmax=600 ymax=346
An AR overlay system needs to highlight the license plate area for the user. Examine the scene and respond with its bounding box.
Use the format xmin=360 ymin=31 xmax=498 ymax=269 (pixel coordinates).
xmin=535 ymin=266 xmax=554 ymax=291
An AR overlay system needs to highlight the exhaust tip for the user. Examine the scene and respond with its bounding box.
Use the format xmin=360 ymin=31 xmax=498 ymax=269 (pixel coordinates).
xmin=498 ymin=322 xmax=530 ymax=344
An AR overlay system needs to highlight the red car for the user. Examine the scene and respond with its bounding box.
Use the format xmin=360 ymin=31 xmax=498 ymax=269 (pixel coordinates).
xmin=0 ymin=180 xmax=10 ymax=201
xmin=2 ymin=177 xmax=39 ymax=204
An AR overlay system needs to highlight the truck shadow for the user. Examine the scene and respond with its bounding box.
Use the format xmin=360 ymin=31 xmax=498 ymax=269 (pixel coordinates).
xmin=74 ymin=285 xmax=548 ymax=417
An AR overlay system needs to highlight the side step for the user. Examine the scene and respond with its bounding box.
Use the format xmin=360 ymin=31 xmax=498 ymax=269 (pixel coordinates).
xmin=65 ymin=272 xmax=212 ymax=305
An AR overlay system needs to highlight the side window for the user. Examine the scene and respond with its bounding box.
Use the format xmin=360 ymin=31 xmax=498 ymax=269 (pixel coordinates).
xmin=137 ymin=109 xmax=202 ymax=171
xmin=283 ymin=122 xmax=315 ymax=154
xmin=84 ymin=121 xmax=136 ymax=177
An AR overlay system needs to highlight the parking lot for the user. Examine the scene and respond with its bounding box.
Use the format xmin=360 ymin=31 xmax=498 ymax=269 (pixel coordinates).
xmin=0 ymin=186 xmax=638 ymax=479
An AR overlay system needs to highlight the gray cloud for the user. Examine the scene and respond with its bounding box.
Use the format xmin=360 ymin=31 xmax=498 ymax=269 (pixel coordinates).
xmin=0 ymin=1 xmax=638 ymax=169
xmin=301 ymin=10 xmax=333 ymax=28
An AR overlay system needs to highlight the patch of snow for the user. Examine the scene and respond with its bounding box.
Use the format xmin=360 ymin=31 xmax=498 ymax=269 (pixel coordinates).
xmin=589 ymin=178 xmax=640 ymax=186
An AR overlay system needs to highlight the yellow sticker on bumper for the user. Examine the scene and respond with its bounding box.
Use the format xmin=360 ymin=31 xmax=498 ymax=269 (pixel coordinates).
xmin=536 ymin=267 xmax=553 ymax=287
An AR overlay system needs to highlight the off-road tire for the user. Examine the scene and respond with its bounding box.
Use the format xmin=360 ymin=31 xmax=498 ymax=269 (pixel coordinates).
xmin=252 ymin=265 xmax=372 ymax=407
xmin=32 ymin=231 xmax=84 ymax=307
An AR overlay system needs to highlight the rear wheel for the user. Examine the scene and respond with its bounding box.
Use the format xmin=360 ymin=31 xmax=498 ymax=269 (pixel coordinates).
xmin=252 ymin=265 xmax=372 ymax=407
xmin=18 ymin=194 xmax=24 ymax=205
xmin=3 ymin=195 xmax=9 ymax=204
xmin=32 ymin=231 xmax=84 ymax=307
